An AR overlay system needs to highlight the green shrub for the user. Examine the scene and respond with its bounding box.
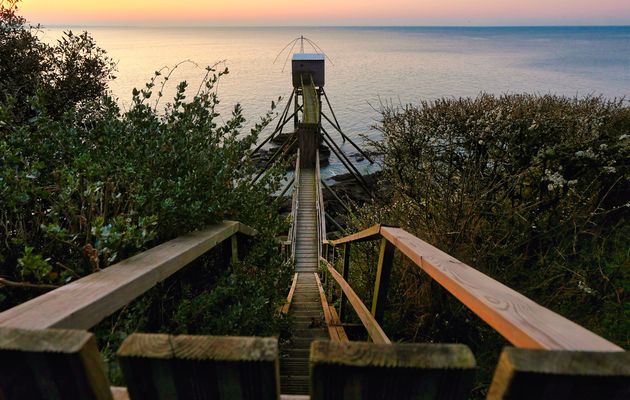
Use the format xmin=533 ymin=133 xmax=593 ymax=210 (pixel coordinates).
xmin=346 ymin=94 xmax=630 ymax=396
xmin=1 ymin=2 xmax=289 ymax=317
xmin=1 ymin=0 xmax=115 ymax=121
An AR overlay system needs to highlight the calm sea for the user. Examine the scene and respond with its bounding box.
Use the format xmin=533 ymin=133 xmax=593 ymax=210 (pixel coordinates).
xmin=41 ymin=26 xmax=630 ymax=176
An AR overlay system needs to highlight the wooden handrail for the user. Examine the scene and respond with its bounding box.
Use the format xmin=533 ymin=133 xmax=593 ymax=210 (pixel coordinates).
xmin=315 ymin=149 xmax=326 ymax=257
xmin=325 ymin=225 xmax=622 ymax=352
xmin=314 ymin=273 xmax=344 ymax=342
xmin=0 ymin=221 xmax=257 ymax=330
xmin=321 ymin=258 xmax=390 ymax=344
xmin=328 ymin=224 xmax=382 ymax=246
xmin=280 ymin=273 xmax=299 ymax=314
xmin=288 ymin=150 xmax=301 ymax=261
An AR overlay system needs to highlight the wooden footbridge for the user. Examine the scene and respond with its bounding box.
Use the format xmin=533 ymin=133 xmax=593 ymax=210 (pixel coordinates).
xmin=0 ymin=45 xmax=629 ymax=400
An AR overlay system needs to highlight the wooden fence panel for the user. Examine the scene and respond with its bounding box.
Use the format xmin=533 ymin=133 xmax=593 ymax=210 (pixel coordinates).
xmin=487 ymin=347 xmax=630 ymax=399
xmin=0 ymin=327 xmax=112 ymax=400
xmin=310 ymin=340 xmax=476 ymax=400
xmin=118 ymin=334 xmax=279 ymax=400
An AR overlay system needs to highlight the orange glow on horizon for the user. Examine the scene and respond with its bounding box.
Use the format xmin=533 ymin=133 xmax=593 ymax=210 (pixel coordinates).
xmin=15 ymin=0 xmax=630 ymax=25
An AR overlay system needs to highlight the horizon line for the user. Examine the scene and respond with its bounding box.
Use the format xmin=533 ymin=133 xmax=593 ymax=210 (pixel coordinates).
xmin=38 ymin=23 xmax=630 ymax=29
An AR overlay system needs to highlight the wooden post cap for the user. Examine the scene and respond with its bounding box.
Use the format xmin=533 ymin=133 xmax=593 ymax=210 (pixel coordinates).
xmin=488 ymin=347 xmax=630 ymax=400
xmin=118 ymin=334 xmax=279 ymax=400
xmin=310 ymin=341 xmax=476 ymax=400
xmin=0 ymin=327 xmax=112 ymax=400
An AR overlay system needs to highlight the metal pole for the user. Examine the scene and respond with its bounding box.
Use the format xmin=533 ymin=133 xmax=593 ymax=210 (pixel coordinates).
xmin=321 ymin=132 xmax=372 ymax=196
xmin=321 ymin=88 xmax=374 ymax=163
xmin=321 ymin=178 xmax=353 ymax=215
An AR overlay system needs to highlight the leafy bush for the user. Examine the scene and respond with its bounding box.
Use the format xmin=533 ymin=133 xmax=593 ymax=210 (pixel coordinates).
xmin=1 ymin=1 xmax=289 ymax=320
xmin=1 ymin=0 xmax=115 ymax=121
xmin=345 ymin=94 xmax=629 ymax=396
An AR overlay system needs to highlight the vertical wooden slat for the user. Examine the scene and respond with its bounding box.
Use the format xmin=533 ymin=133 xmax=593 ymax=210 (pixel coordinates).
xmin=0 ymin=327 xmax=113 ymax=400
xmin=370 ymin=238 xmax=396 ymax=324
xmin=310 ymin=341 xmax=476 ymax=400
xmin=339 ymin=242 xmax=351 ymax=322
xmin=487 ymin=347 xmax=630 ymax=400
xmin=118 ymin=334 xmax=279 ymax=400
xmin=231 ymin=234 xmax=239 ymax=264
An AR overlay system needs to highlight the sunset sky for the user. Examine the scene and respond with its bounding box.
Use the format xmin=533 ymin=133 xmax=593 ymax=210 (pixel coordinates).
xmin=17 ymin=0 xmax=630 ymax=26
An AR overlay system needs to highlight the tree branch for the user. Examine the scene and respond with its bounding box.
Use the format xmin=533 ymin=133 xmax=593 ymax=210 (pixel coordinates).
xmin=0 ymin=277 xmax=60 ymax=290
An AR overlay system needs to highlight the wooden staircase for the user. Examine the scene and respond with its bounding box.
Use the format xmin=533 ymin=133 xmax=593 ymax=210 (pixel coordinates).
xmin=280 ymin=168 xmax=328 ymax=395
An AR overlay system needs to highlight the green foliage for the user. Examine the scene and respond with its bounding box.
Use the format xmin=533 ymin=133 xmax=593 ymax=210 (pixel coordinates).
xmin=0 ymin=0 xmax=115 ymax=121
xmin=95 ymin=235 xmax=293 ymax=384
xmin=17 ymin=246 xmax=51 ymax=281
xmin=1 ymin=4 xmax=294 ymax=382
xmin=1 ymin=2 xmax=290 ymax=320
xmin=346 ymin=94 xmax=630 ymax=396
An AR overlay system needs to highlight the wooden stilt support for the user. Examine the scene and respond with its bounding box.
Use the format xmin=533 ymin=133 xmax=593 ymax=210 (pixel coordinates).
xmin=371 ymin=238 xmax=396 ymax=324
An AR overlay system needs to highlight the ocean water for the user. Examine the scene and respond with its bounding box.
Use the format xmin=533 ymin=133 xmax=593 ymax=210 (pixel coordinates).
xmin=41 ymin=26 xmax=630 ymax=177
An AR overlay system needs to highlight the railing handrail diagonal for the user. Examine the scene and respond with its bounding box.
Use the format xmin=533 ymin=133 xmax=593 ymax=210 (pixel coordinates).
xmin=320 ymin=257 xmax=390 ymax=344
xmin=0 ymin=221 xmax=257 ymax=330
xmin=323 ymin=224 xmax=622 ymax=352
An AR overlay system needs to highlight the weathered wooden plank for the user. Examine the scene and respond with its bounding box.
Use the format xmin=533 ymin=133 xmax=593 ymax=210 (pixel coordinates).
xmin=281 ymin=273 xmax=300 ymax=314
xmin=321 ymin=258 xmax=390 ymax=344
xmin=338 ymin=242 xmax=351 ymax=322
xmin=315 ymin=151 xmax=326 ymax=248
xmin=315 ymin=273 xmax=340 ymax=341
xmin=370 ymin=238 xmax=395 ymax=324
xmin=487 ymin=347 xmax=630 ymax=399
xmin=111 ymin=387 xmax=129 ymax=400
xmin=230 ymin=235 xmax=239 ymax=264
xmin=0 ymin=327 xmax=112 ymax=400
xmin=310 ymin=341 xmax=476 ymax=400
xmin=0 ymin=221 xmax=255 ymax=330
xmin=380 ymin=227 xmax=622 ymax=351
xmin=328 ymin=306 xmax=349 ymax=342
xmin=118 ymin=334 xmax=279 ymax=400
xmin=328 ymin=224 xmax=382 ymax=246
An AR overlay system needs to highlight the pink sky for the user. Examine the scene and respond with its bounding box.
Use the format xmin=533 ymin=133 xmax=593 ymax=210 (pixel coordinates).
xmin=17 ymin=0 xmax=630 ymax=25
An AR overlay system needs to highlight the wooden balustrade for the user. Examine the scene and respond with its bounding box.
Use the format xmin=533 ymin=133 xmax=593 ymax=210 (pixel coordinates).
xmin=320 ymin=258 xmax=390 ymax=344
xmin=324 ymin=224 xmax=622 ymax=352
xmin=0 ymin=221 xmax=257 ymax=330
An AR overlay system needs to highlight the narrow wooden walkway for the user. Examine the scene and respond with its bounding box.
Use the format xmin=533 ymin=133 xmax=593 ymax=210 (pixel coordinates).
xmin=280 ymin=168 xmax=328 ymax=395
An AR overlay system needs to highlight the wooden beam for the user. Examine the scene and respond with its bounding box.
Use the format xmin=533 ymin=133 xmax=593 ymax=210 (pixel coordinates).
xmin=338 ymin=242 xmax=351 ymax=322
xmin=487 ymin=347 xmax=630 ymax=400
xmin=231 ymin=235 xmax=239 ymax=264
xmin=118 ymin=334 xmax=279 ymax=400
xmin=321 ymin=258 xmax=390 ymax=344
xmin=110 ymin=387 xmax=129 ymax=400
xmin=280 ymin=273 xmax=299 ymax=314
xmin=0 ymin=327 xmax=112 ymax=400
xmin=310 ymin=341 xmax=476 ymax=400
xmin=328 ymin=306 xmax=349 ymax=342
xmin=380 ymin=227 xmax=622 ymax=351
xmin=314 ymin=273 xmax=340 ymax=342
xmin=315 ymin=148 xmax=326 ymax=247
xmin=371 ymin=238 xmax=396 ymax=324
xmin=0 ymin=221 xmax=256 ymax=330
xmin=328 ymin=224 xmax=382 ymax=246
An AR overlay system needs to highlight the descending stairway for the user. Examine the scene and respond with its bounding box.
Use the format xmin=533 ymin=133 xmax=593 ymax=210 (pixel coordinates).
xmin=280 ymin=168 xmax=328 ymax=395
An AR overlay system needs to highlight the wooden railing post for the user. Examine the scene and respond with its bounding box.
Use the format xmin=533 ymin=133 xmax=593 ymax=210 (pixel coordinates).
xmin=310 ymin=341 xmax=476 ymax=400
xmin=329 ymin=245 xmax=336 ymax=301
xmin=231 ymin=234 xmax=239 ymax=264
xmin=371 ymin=238 xmax=396 ymax=324
xmin=0 ymin=327 xmax=113 ymax=400
xmin=339 ymin=242 xmax=351 ymax=322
